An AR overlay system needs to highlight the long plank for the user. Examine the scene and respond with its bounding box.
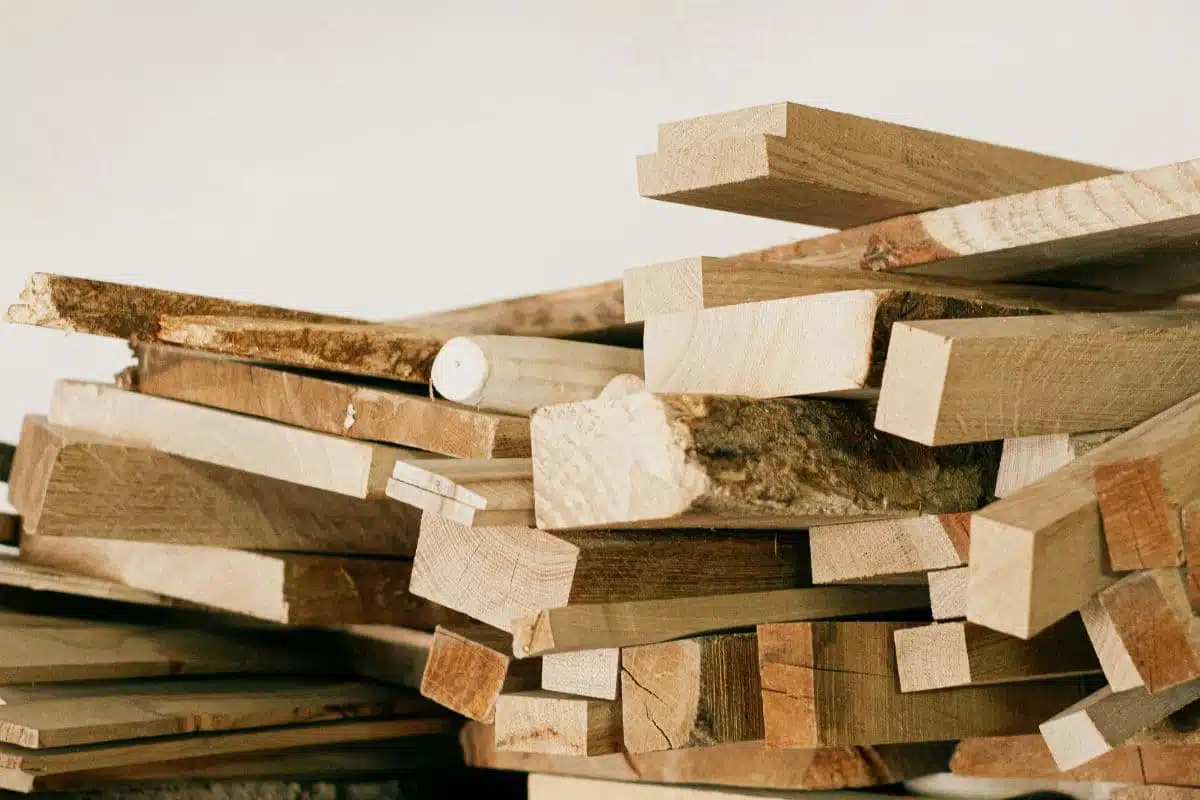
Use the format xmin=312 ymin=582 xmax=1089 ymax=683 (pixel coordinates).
xmin=877 ymin=312 xmax=1200 ymax=445
xmin=0 ymin=554 xmax=173 ymax=608
xmin=512 ymin=584 xmax=930 ymax=656
xmin=758 ymin=621 xmax=1098 ymax=747
xmin=410 ymin=516 xmax=809 ymax=631
xmin=531 ymin=386 xmax=997 ymax=530
xmin=893 ymin=617 xmax=1100 ymax=692
xmin=48 ymin=380 xmax=420 ymax=501
xmin=419 ymin=622 xmax=541 ymax=722
xmin=133 ymin=344 xmax=531 ymax=459
xmin=19 ymin=533 xmax=462 ymax=627
xmin=995 ymin=431 xmax=1122 ymax=498
xmin=638 ymin=101 xmax=1113 ymax=228
xmin=969 ymin=392 xmax=1200 ymax=638
xmin=809 ymin=514 xmax=969 ymax=583
xmin=735 ymin=157 xmax=1200 ymax=294
xmin=8 ymin=415 xmax=420 ymax=555
xmin=494 ymin=690 xmax=621 ymax=756
xmin=542 ymin=649 xmax=620 ymax=700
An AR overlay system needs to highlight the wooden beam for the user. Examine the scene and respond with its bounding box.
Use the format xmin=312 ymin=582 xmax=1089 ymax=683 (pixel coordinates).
xmin=1080 ymin=569 xmax=1200 ymax=692
xmin=621 ymin=633 xmax=761 ymax=753
xmin=969 ymin=392 xmax=1200 ymax=638
xmin=531 ymin=387 xmax=998 ymax=530
xmin=1040 ymin=682 xmax=1200 ymax=771
xmin=929 ymin=566 xmax=970 ymax=620
xmin=337 ymin=625 xmax=433 ymax=690
xmin=542 ymin=649 xmax=620 ymax=700
xmin=735 ymin=157 xmax=1200 ymax=295
xmin=409 ymin=516 xmax=809 ymax=631
xmin=950 ymin=735 xmax=1145 ymax=782
xmin=876 ymin=311 xmax=1200 ymax=446
xmin=809 ymin=514 xmax=969 ymax=583
xmin=893 ymin=616 xmax=1100 ymax=692
xmin=1095 ymin=457 xmax=1186 ymax=570
xmin=8 ymin=415 xmax=420 ymax=555
xmin=133 ymin=344 xmax=531 ymax=459
xmin=431 ymin=335 xmax=643 ymax=415
xmin=48 ymin=380 xmax=420 ymax=501
xmin=157 ymin=315 xmax=446 ymax=385
xmin=512 ymin=584 xmax=930 ymax=657
xmin=995 ymin=431 xmax=1121 ymax=498
xmin=638 ymin=101 xmax=1112 ymax=228
xmin=0 ymin=554 xmax=173 ymax=608
xmin=494 ymin=690 xmax=621 ymax=756
xmin=419 ymin=623 xmax=541 ymax=722
xmin=386 ymin=458 xmax=534 ymax=527
xmin=19 ymin=533 xmax=462 ymax=627
xmin=758 ymin=621 xmax=1098 ymax=747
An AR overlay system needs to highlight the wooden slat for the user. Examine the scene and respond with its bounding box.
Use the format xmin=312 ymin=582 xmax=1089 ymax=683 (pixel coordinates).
xmin=133 ymin=344 xmax=531 ymax=459
xmin=758 ymin=621 xmax=1098 ymax=747
xmin=410 ymin=516 xmax=809 ymax=631
xmin=494 ymin=690 xmax=620 ymax=756
xmin=893 ymin=617 xmax=1100 ymax=692
xmin=0 ymin=555 xmax=173 ymax=608
xmin=531 ymin=387 xmax=998 ymax=530
xmin=419 ymin=623 xmax=540 ymax=722
xmin=386 ymin=457 xmax=534 ymax=527
xmin=542 ymin=649 xmax=620 ymax=700
xmin=995 ymin=431 xmax=1122 ymax=498
xmin=1095 ymin=457 xmax=1187 ymax=570
xmin=809 ymin=514 xmax=968 ymax=583
xmin=336 ymin=626 xmax=433 ymax=690
xmin=638 ymin=101 xmax=1113 ymax=228
xmin=969 ymin=392 xmax=1200 ymax=638
xmin=929 ymin=566 xmax=970 ymax=620
xmin=512 ymin=585 xmax=930 ymax=657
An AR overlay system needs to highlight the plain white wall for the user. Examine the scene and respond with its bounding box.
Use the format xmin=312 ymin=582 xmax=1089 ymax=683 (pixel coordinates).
xmin=2 ymin=0 xmax=1199 ymax=446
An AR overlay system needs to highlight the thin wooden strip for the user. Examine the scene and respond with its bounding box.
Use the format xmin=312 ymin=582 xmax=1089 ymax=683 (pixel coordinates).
xmin=419 ymin=623 xmax=540 ymax=722
xmin=384 ymin=479 xmax=534 ymax=527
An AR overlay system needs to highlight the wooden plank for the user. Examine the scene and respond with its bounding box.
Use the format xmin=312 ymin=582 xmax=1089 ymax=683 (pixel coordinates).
xmin=929 ymin=566 xmax=970 ymax=620
xmin=1080 ymin=569 xmax=1200 ymax=692
xmin=638 ymin=101 xmax=1113 ymax=228
xmin=386 ymin=457 xmax=534 ymax=527
xmin=0 ymin=554 xmax=173 ymax=608
xmin=969 ymin=392 xmax=1200 ymax=638
xmin=385 ymin=479 xmax=533 ymax=527
xmin=893 ymin=616 xmax=1100 ymax=692
xmin=419 ymin=622 xmax=541 ymax=722
xmin=951 ymin=735 xmax=1146 ymax=782
xmin=409 ymin=515 xmax=809 ymax=631
xmin=1040 ymin=683 xmax=1200 ymax=771
xmin=512 ymin=584 xmax=930 ymax=657
xmin=494 ymin=690 xmax=620 ymax=756
xmin=735 ymin=158 xmax=1200 ymax=295
xmin=529 ymin=773 xmax=909 ymax=799
xmin=876 ymin=311 xmax=1200 ymax=446
xmin=48 ymin=380 xmax=421 ymax=501
xmin=531 ymin=387 xmax=998 ymax=530
xmin=337 ymin=626 xmax=433 ymax=689
xmin=758 ymin=620 xmax=1098 ymax=747
xmin=622 ymin=632 xmax=761 ymax=753
xmin=1184 ymin=503 xmax=1200 ymax=613
xmin=461 ymin=720 xmax=639 ymax=782
xmin=542 ymin=649 xmax=620 ymax=700
xmin=8 ymin=415 xmax=420 ymax=555
xmin=19 ymin=533 xmax=462 ymax=627
xmin=133 ymin=344 xmax=531 ymax=459
xmin=809 ymin=514 xmax=969 ymax=583
xmin=431 ymin=335 xmax=643 ymax=415
xmin=1095 ymin=457 xmax=1186 ymax=570
xmin=995 ymin=431 xmax=1122 ymax=498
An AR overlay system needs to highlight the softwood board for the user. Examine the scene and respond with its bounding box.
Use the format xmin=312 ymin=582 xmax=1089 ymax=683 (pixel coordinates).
xmin=638 ymin=101 xmax=1113 ymax=228
xmin=532 ymin=387 xmax=998 ymax=530
xmin=9 ymin=415 xmax=420 ymax=555
xmin=20 ymin=534 xmax=464 ymax=627
xmin=809 ymin=514 xmax=969 ymax=583
xmin=336 ymin=626 xmax=433 ymax=690
xmin=494 ymin=690 xmax=621 ymax=756
xmin=995 ymin=431 xmax=1122 ymax=498
xmin=133 ymin=344 xmax=531 ymax=459
xmin=875 ymin=311 xmax=1200 ymax=445
xmin=419 ymin=622 xmax=541 ymax=722
xmin=0 ymin=554 xmax=173 ymax=608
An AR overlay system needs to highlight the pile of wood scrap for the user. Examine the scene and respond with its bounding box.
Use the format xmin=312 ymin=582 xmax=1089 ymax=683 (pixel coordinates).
xmin=3 ymin=100 xmax=1200 ymax=799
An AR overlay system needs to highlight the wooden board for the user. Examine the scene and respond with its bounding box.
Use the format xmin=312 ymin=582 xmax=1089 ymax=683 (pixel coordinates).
xmin=337 ymin=625 xmax=433 ymax=690
xmin=622 ymin=632 xmax=761 ymax=753
xmin=19 ymin=533 xmax=463 ymax=627
xmin=494 ymin=690 xmax=621 ymax=756
xmin=995 ymin=431 xmax=1122 ymax=498
xmin=929 ymin=566 xmax=970 ymax=620
xmin=0 ymin=554 xmax=173 ymax=608
xmin=893 ymin=616 xmax=1100 ymax=692
xmin=809 ymin=514 xmax=969 ymax=583
xmin=542 ymin=649 xmax=620 ymax=700
xmin=8 ymin=415 xmax=420 ymax=555
xmin=409 ymin=515 xmax=809 ymax=631
xmin=133 ymin=344 xmax=531 ymax=459
xmin=758 ymin=620 xmax=1098 ymax=747
xmin=386 ymin=457 xmax=534 ymax=527
xmin=638 ymin=101 xmax=1112 ymax=228
xmin=735 ymin=157 xmax=1200 ymax=295
xmin=969 ymin=392 xmax=1200 ymax=638
xmin=951 ymin=735 xmax=1146 ymax=782
xmin=48 ymin=380 xmax=421 ymax=501
xmin=876 ymin=311 xmax=1200 ymax=446
xmin=531 ymin=387 xmax=998 ymax=530
xmin=419 ymin=622 xmax=541 ymax=722
xmin=512 ymin=584 xmax=930 ymax=656
xmin=1095 ymin=457 xmax=1187 ymax=570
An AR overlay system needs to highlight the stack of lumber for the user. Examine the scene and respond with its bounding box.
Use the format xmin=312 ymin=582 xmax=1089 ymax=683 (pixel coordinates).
xmin=5 ymin=100 xmax=1200 ymax=799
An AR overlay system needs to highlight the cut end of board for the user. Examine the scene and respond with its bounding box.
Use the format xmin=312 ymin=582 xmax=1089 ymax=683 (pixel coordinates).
xmin=874 ymin=322 xmax=953 ymax=446
xmin=430 ymin=337 xmax=489 ymax=407
xmin=622 ymin=257 xmax=706 ymax=322
xmin=967 ymin=515 xmax=1037 ymax=639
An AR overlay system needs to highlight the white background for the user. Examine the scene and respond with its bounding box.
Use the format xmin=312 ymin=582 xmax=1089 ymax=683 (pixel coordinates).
xmin=2 ymin=0 xmax=1199 ymax=445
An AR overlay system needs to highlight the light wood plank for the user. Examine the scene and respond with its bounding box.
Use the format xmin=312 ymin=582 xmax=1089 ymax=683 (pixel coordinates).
xmin=133 ymin=344 xmax=531 ymax=459
xmin=893 ymin=617 xmax=1100 ymax=692
xmin=969 ymin=392 xmax=1200 ymax=638
xmin=532 ymin=385 xmax=997 ymax=530
xmin=512 ymin=584 xmax=930 ymax=657
xmin=810 ymin=514 xmax=969 ymax=583
xmin=929 ymin=566 xmax=970 ymax=620
xmin=386 ymin=457 xmax=534 ymax=527
xmin=0 ymin=554 xmax=173 ymax=608
xmin=410 ymin=516 xmax=808 ymax=631
xmin=385 ymin=479 xmax=534 ymax=527
xmin=542 ymin=649 xmax=620 ymax=700
xmin=337 ymin=626 xmax=433 ymax=690
xmin=758 ymin=621 xmax=1097 ymax=747
xmin=1095 ymin=457 xmax=1186 ymax=570
xmin=419 ymin=622 xmax=540 ymax=722
xmin=494 ymin=689 xmax=620 ymax=756
xmin=995 ymin=431 xmax=1122 ymax=498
